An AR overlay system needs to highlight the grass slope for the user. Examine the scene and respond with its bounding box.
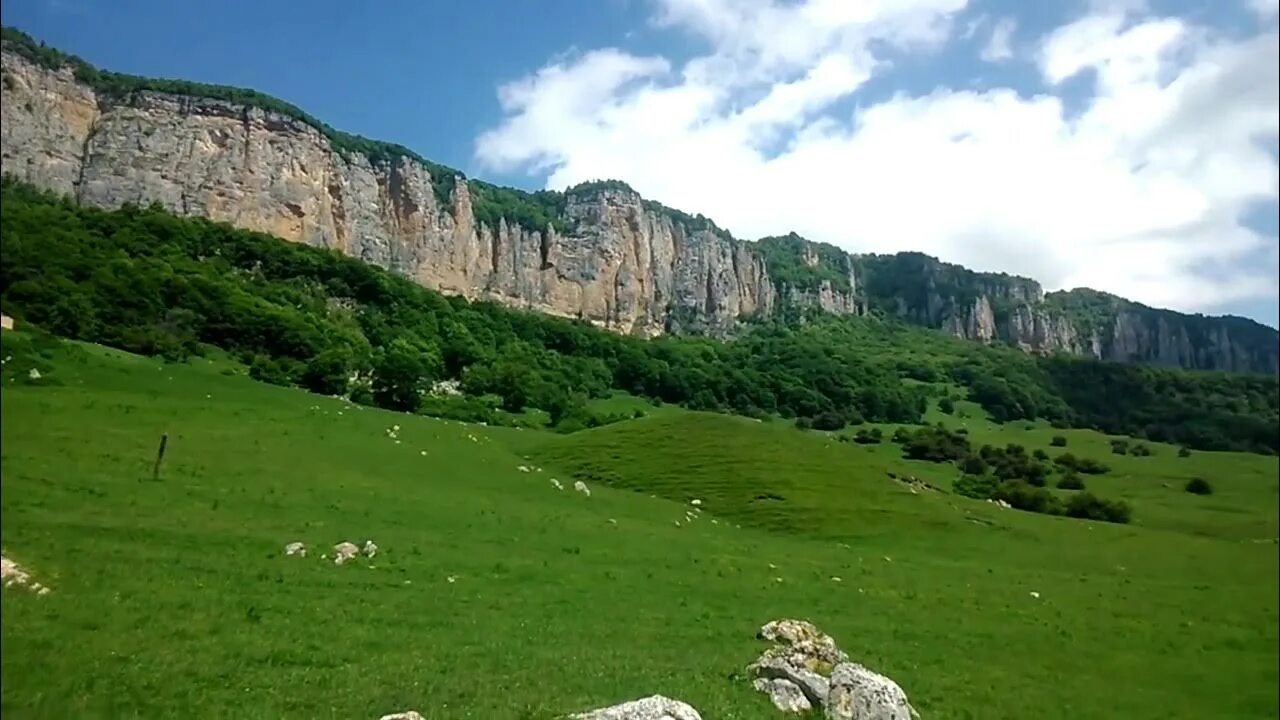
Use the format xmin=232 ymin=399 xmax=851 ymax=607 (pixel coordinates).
xmin=1 ymin=333 xmax=1277 ymax=719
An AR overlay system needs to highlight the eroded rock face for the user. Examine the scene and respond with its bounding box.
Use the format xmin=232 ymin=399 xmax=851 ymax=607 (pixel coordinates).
xmin=570 ymin=695 xmax=702 ymax=720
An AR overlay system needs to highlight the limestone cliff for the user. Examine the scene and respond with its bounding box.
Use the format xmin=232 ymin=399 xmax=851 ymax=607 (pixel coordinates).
xmin=2 ymin=28 xmax=1276 ymax=373
xmin=0 ymin=45 xmax=773 ymax=338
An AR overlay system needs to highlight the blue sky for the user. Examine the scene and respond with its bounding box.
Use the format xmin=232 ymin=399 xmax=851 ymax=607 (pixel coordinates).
xmin=4 ymin=0 xmax=1278 ymax=327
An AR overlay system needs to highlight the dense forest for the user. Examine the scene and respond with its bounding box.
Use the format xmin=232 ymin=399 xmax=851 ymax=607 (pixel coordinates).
xmin=2 ymin=177 xmax=1276 ymax=453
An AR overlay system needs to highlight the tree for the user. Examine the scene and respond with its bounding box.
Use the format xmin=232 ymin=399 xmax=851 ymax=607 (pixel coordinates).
xmin=1050 ymin=435 xmax=1067 ymax=447
xmin=302 ymin=347 xmax=355 ymax=396
xmin=372 ymin=339 xmax=442 ymax=412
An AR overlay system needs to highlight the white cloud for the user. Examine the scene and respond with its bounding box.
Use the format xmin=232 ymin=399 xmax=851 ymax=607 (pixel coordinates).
xmin=1248 ymin=0 xmax=1279 ymax=20
xmin=476 ymin=1 xmax=1280 ymax=317
xmin=980 ymin=17 xmax=1017 ymax=62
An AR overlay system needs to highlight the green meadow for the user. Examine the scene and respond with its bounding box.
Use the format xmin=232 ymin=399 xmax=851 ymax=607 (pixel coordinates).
xmin=1 ymin=331 xmax=1276 ymax=719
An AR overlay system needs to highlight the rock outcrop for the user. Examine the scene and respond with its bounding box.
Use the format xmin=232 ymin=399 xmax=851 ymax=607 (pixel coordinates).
xmin=2 ymin=30 xmax=1275 ymax=372
xmin=748 ymin=619 xmax=919 ymax=719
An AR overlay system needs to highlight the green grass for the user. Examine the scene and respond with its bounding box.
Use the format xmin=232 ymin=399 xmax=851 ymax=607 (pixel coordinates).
xmin=2 ymin=333 xmax=1277 ymax=719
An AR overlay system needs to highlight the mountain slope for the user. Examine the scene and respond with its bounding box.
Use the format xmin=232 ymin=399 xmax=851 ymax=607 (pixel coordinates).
xmin=1 ymin=27 xmax=1275 ymax=372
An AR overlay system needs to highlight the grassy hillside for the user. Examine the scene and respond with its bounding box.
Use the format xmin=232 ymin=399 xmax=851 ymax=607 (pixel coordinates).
xmin=2 ymin=331 xmax=1276 ymax=718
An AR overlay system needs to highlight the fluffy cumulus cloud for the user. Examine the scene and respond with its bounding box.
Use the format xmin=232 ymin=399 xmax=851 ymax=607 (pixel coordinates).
xmin=475 ymin=0 xmax=1280 ymax=317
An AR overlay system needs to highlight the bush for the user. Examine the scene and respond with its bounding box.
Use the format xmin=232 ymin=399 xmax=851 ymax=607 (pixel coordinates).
xmin=1050 ymin=435 xmax=1067 ymax=447
xmin=1185 ymin=477 xmax=1213 ymax=495
xmin=1064 ymin=492 xmax=1132 ymax=523
xmin=1054 ymin=453 xmax=1109 ymax=475
xmin=959 ymin=454 xmax=988 ymax=475
xmin=1110 ymin=438 xmax=1129 ymax=455
xmin=1177 ymin=446 xmax=1192 ymax=458
xmin=1056 ymin=473 xmax=1085 ymax=490
xmin=794 ymin=417 xmax=813 ymax=430
xmin=994 ymin=480 xmax=1063 ymax=515
xmin=937 ymin=397 xmax=955 ymax=414
xmin=852 ymin=428 xmax=882 ymax=445
xmin=810 ymin=411 xmax=846 ymax=431
xmin=891 ymin=427 xmax=912 ymax=444
xmin=1129 ymin=443 xmax=1153 ymax=457
xmin=901 ymin=425 xmax=970 ymax=462
xmin=1032 ymin=448 xmax=1049 ymax=461
xmin=953 ymin=473 xmax=999 ymax=500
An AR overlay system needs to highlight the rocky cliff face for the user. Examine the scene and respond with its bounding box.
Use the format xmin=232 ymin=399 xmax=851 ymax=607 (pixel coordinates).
xmin=2 ymin=35 xmax=1275 ymax=373
xmin=0 ymin=48 xmax=773 ymax=337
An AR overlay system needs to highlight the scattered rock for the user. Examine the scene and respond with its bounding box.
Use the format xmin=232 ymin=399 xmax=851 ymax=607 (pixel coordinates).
xmin=551 ymin=478 xmax=564 ymax=490
xmin=518 ymin=465 xmax=531 ymax=473
xmin=748 ymin=620 xmax=918 ymax=720
xmin=690 ymin=498 xmax=702 ymax=506
xmin=283 ymin=541 xmax=306 ymax=557
xmin=826 ymin=662 xmax=920 ymax=720
xmin=333 ymin=542 xmax=360 ymax=565
xmin=753 ymin=677 xmax=813 ymax=713
xmin=363 ymin=540 xmax=378 ymax=558
xmin=1 ymin=555 xmax=47 ymax=594
xmin=570 ymin=694 xmax=702 ymax=720
xmin=1029 ymin=591 xmax=1040 ymax=599
xmin=27 ymin=368 xmax=40 ymax=380
xmin=379 ymin=711 xmax=425 ymax=720
xmin=574 ymin=480 xmax=591 ymax=496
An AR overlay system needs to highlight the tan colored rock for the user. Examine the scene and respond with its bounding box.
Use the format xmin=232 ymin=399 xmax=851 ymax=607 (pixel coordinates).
xmin=825 ymin=662 xmax=919 ymax=720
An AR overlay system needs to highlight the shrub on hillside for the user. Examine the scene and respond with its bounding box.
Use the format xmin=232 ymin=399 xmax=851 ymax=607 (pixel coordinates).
xmin=1110 ymin=438 xmax=1129 ymax=455
xmin=794 ymin=417 xmax=813 ymax=430
xmin=994 ymin=480 xmax=1063 ymax=515
xmin=1064 ymin=492 xmax=1132 ymax=524
xmin=1054 ymin=453 xmax=1109 ymax=475
xmin=1032 ymin=448 xmax=1050 ymax=461
xmin=938 ymin=397 xmax=955 ymax=414
xmin=1129 ymin=443 xmax=1153 ymax=457
xmin=980 ymin=444 xmax=1052 ymax=485
xmin=902 ymin=425 xmax=970 ymax=462
xmin=892 ymin=427 xmax=912 ymax=444
xmin=1056 ymin=472 xmax=1086 ymax=490
xmin=954 ymin=473 xmax=1000 ymax=500
xmin=851 ymin=428 xmax=883 ymax=445
xmin=1178 ymin=446 xmax=1192 ymax=458
xmin=1050 ymin=435 xmax=1068 ymax=447
xmin=1185 ymin=477 xmax=1213 ymax=495
xmin=810 ymin=411 xmax=847 ymax=431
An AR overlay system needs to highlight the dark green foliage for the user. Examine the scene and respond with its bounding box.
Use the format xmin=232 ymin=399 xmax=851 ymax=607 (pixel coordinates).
xmin=372 ymin=339 xmax=441 ymax=412
xmin=753 ymin=233 xmax=854 ymax=293
xmin=1032 ymin=448 xmax=1050 ymax=461
xmin=301 ymin=347 xmax=356 ymax=396
xmin=1185 ymin=477 xmax=1213 ymax=496
xmin=981 ymin=444 xmax=1052 ymax=485
xmin=810 ymin=411 xmax=847 ymax=431
xmin=901 ymin=425 xmax=971 ymax=462
xmin=1056 ymin=473 xmax=1086 ymax=490
xmin=1051 ymin=435 xmax=1068 ymax=447
xmin=794 ymin=417 xmax=813 ymax=430
xmin=1054 ymin=453 xmax=1110 ymax=475
xmin=994 ymin=480 xmax=1063 ymax=515
xmin=953 ymin=473 xmax=999 ymax=499
xmin=1064 ymin=493 xmax=1132 ymax=524
xmin=469 ymin=181 xmax=566 ymax=234
xmin=892 ymin=427 xmax=912 ymax=444
xmin=850 ymin=428 xmax=883 ymax=445
xmin=1129 ymin=443 xmax=1153 ymax=457
xmin=1178 ymin=447 xmax=1192 ymax=458
xmin=1111 ymin=439 xmax=1130 ymax=455
xmin=938 ymin=397 xmax=955 ymax=414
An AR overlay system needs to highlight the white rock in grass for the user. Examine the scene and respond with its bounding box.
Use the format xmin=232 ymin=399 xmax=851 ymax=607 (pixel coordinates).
xmin=362 ymin=540 xmax=378 ymax=558
xmin=379 ymin=711 xmax=425 ymax=720
xmin=550 ymin=478 xmax=564 ymax=490
xmin=574 ymin=480 xmax=591 ymax=496
xmin=690 ymin=498 xmax=702 ymax=506
xmin=753 ymin=677 xmax=813 ymax=713
xmin=283 ymin=542 xmax=306 ymax=557
xmin=825 ymin=662 xmax=920 ymax=720
xmin=571 ymin=694 xmax=702 ymax=720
